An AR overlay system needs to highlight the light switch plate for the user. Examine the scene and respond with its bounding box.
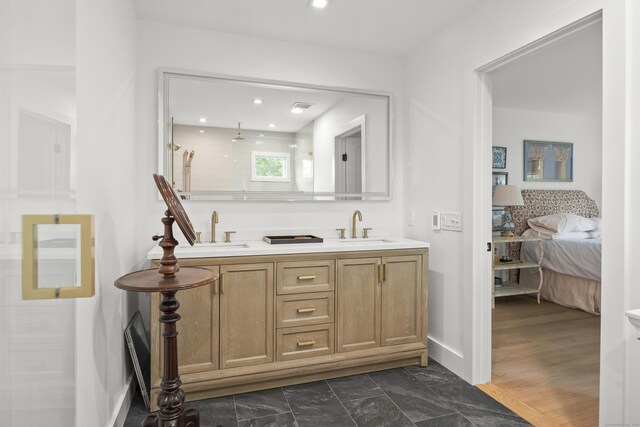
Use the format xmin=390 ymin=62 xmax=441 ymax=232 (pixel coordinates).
xmin=431 ymin=211 xmax=440 ymax=230
xmin=441 ymin=212 xmax=462 ymax=231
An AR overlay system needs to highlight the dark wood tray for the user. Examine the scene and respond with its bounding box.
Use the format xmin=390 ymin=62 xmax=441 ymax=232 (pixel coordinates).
xmin=263 ymin=235 xmax=323 ymax=244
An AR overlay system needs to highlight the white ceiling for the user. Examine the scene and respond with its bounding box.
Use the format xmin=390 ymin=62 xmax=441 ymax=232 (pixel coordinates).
xmin=169 ymin=76 xmax=349 ymax=132
xmin=131 ymin=0 xmax=478 ymax=56
xmin=490 ymin=22 xmax=602 ymax=116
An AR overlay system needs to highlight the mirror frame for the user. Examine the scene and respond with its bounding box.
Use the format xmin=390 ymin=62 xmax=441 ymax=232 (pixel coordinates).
xmin=158 ymin=69 xmax=393 ymax=201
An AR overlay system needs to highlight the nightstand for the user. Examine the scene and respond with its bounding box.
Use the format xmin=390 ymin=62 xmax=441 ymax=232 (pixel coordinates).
xmin=492 ymin=235 xmax=544 ymax=308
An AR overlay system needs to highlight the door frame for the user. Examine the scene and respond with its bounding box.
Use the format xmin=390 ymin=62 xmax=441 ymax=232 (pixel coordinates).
xmin=470 ymin=11 xmax=603 ymax=384
xmin=333 ymin=114 xmax=366 ymax=194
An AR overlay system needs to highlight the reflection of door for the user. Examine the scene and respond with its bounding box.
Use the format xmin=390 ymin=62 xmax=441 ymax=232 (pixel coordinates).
xmin=18 ymin=110 xmax=72 ymax=197
xmin=335 ymin=128 xmax=362 ymax=194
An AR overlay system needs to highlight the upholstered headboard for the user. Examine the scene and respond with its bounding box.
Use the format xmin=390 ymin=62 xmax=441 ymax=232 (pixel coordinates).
xmin=508 ymin=190 xmax=600 ymax=259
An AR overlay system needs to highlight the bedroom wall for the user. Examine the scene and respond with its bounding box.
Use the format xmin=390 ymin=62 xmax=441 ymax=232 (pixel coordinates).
xmin=492 ymin=107 xmax=603 ymax=209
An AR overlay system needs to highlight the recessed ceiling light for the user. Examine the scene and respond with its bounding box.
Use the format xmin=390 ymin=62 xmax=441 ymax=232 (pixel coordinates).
xmin=254 ymin=98 xmax=263 ymax=104
xmin=310 ymin=0 xmax=328 ymax=8
xmin=290 ymin=144 xmax=298 ymax=148
xmin=291 ymin=107 xmax=304 ymax=114
xmin=199 ymin=117 xmax=207 ymax=123
xmin=260 ymin=134 xmax=264 ymax=137
xmin=268 ymin=123 xmax=276 ymax=128
xmin=255 ymin=141 xmax=263 ymax=145
xmin=199 ymin=130 xmax=205 ymax=133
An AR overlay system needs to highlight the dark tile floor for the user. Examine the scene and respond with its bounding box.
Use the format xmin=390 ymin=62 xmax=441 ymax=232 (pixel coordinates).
xmin=124 ymin=359 xmax=530 ymax=427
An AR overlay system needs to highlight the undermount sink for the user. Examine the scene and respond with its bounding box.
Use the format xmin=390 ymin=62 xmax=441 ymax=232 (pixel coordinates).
xmin=338 ymin=239 xmax=394 ymax=245
xmin=178 ymin=243 xmax=250 ymax=251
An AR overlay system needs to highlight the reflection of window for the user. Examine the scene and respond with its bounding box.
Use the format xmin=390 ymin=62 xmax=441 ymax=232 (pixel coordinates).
xmin=251 ymin=151 xmax=290 ymax=182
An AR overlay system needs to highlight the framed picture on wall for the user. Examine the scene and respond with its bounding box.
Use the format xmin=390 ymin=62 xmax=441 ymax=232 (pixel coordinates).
xmin=492 ymin=171 xmax=508 ymax=194
xmin=523 ymin=140 xmax=573 ymax=182
xmin=492 ymin=146 xmax=507 ymax=169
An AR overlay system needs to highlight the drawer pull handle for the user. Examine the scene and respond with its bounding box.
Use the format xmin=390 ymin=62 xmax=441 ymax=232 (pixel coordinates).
xmin=297 ymin=340 xmax=316 ymax=347
xmin=297 ymin=307 xmax=316 ymax=314
xmin=298 ymin=275 xmax=316 ymax=280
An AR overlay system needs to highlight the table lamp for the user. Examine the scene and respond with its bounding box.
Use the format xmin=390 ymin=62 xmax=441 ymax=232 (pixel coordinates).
xmin=493 ymin=184 xmax=524 ymax=237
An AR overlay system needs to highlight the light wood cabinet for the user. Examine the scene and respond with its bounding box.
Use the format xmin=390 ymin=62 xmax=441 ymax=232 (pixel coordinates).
xmin=381 ymin=255 xmax=422 ymax=346
xmin=219 ymin=263 xmax=274 ymax=369
xmin=336 ymin=257 xmax=381 ymax=352
xmin=337 ymin=255 xmax=422 ymax=353
xmin=150 ymin=248 xmax=428 ymax=411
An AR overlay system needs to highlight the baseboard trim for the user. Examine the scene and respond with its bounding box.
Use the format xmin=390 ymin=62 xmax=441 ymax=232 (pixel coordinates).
xmin=478 ymin=382 xmax=556 ymax=426
xmin=111 ymin=374 xmax=135 ymax=427
xmin=427 ymin=336 xmax=464 ymax=378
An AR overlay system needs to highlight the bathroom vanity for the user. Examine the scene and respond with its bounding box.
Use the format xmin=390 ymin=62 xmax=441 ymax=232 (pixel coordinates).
xmin=147 ymin=239 xmax=429 ymax=410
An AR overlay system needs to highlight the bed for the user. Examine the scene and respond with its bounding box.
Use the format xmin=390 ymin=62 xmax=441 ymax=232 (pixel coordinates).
xmin=509 ymin=190 xmax=601 ymax=315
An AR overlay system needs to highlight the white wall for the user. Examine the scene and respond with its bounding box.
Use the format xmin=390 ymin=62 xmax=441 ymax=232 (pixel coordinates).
xmin=492 ymin=107 xmax=602 ymax=209
xmin=172 ymin=125 xmax=298 ymax=193
xmin=76 ymin=0 xmax=138 ymax=425
xmin=136 ymin=21 xmax=404 ymax=259
xmin=404 ymin=0 xmax=639 ymax=424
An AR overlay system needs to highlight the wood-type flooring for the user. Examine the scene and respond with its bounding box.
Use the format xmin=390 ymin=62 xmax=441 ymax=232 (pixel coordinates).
xmin=482 ymin=295 xmax=600 ymax=426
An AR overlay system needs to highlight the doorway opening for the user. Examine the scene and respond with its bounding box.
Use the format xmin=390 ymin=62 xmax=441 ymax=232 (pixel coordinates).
xmin=474 ymin=11 xmax=603 ymax=425
xmin=334 ymin=125 xmax=363 ymax=194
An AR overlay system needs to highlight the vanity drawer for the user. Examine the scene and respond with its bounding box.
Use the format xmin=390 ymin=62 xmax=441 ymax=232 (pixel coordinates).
xmin=277 ymin=260 xmax=335 ymax=294
xmin=276 ymin=324 xmax=334 ymax=362
xmin=276 ymin=292 xmax=334 ymax=328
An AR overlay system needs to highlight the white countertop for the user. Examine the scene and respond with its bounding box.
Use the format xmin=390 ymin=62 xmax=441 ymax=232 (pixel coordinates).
xmin=147 ymin=237 xmax=429 ymax=260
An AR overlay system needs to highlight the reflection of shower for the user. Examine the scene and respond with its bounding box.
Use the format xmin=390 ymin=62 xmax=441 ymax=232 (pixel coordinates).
xmin=231 ymin=122 xmax=245 ymax=142
xmin=183 ymin=150 xmax=195 ymax=199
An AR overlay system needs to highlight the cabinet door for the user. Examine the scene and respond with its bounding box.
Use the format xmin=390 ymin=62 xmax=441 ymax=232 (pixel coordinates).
xmin=337 ymin=257 xmax=381 ymax=352
xmin=152 ymin=266 xmax=220 ymax=385
xmin=219 ymin=263 xmax=274 ymax=369
xmin=381 ymin=255 xmax=422 ymax=346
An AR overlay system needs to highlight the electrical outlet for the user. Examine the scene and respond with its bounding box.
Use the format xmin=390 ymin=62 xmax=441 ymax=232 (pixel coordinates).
xmin=440 ymin=212 xmax=462 ymax=231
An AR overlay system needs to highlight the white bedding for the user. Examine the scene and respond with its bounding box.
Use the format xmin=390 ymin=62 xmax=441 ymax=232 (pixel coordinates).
xmin=521 ymin=236 xmax=602 ymax=282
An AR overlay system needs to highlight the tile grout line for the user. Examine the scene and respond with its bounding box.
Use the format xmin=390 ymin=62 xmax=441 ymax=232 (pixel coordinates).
xmin=403 ymin=366 xmax=468 ymax=423
xmin=232 ymin=394 xmax=240 ymax=427
xmin=281 ymin=386 xmax=301 ymax=427
xmin=338 ymin=391 xmax=387 ymax=404
xmin=365 ymin=373 xmax=418 ymax=426
xmin=325 ymin=380 xmax=360 ymax=426
xmin=427 ymin=380 xmax=520 ymax=418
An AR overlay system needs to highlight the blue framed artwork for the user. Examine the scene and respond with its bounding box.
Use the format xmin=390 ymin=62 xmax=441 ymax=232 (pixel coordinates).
xmin=523 ymin=140 xmax=573 ymax=182
xmin=492 ymin=147 xmax=507 ymax=169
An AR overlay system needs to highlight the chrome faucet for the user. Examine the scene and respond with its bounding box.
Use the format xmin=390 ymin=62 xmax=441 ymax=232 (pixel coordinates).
xmin=352 ymin=210 xmax=362 ymax=239
xmin=211 ymin=211 xmax=219 ymax=243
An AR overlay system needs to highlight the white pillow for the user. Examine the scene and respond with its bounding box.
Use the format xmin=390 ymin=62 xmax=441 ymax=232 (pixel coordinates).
xmin=527 ymin=213 xmax=598 ymax=234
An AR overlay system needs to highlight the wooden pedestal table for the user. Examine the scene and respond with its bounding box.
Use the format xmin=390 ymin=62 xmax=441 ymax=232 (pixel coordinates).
xmin=116 ymin=267 xmax=216 ymax=427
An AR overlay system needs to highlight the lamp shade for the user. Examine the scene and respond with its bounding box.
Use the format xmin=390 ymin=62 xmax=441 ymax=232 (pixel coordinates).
xmin=493 ymin=184 xmax=524 ymax=206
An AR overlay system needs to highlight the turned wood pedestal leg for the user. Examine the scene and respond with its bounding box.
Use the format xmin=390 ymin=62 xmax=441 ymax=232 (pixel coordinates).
xmin=143 ymin=291 xmax=199 ymax=427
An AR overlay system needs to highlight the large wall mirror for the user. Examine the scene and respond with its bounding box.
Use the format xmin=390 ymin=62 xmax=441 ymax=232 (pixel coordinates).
xmin=159 ymin=70 xmax=392 ymax=201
